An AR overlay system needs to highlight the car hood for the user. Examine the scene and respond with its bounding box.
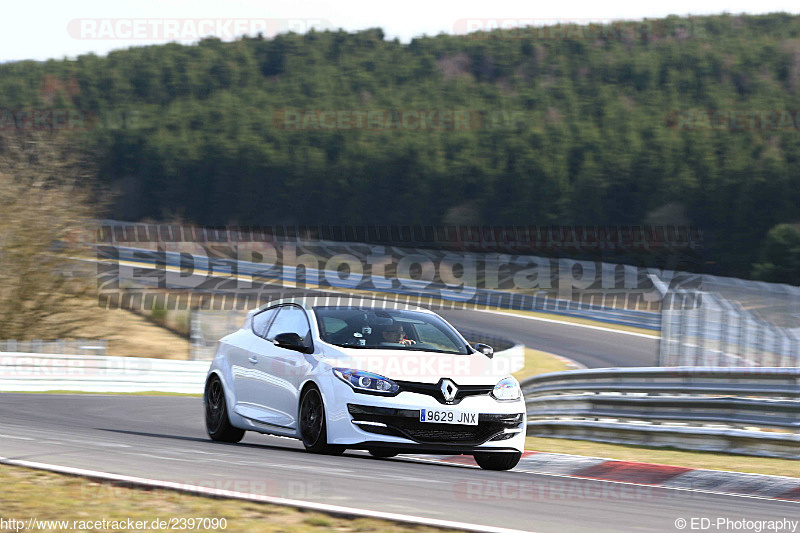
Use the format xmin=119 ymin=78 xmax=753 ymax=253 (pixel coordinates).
xmin=316 ymin=346 xmax=509 ymax=385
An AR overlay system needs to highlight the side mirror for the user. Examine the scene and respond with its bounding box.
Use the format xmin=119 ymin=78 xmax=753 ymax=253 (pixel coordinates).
xmin=474 ymin=343 xmax=494 ymax=358
xmin=273 ymin=332 xmax=311 ymax=353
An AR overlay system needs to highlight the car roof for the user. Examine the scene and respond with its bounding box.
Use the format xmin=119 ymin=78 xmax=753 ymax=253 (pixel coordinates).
xmin=249 ymin=295 xmax=434 ymax=315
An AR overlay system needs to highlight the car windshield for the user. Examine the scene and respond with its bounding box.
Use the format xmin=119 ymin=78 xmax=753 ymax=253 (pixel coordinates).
xmin=313 ymin=306 xmax=469 ymax=354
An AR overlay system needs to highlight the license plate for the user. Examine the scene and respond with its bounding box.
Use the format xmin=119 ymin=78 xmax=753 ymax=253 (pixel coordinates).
xmin=419 ymin=408 xmax=478 ymax=425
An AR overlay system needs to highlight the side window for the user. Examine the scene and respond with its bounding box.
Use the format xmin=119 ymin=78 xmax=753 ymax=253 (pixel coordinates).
xmin=252 ymin=307 xmax=278 ymax=338
xmin=321 ymin=317 xmax=348 ymax=336
xmin=414 ymin=323 xmax=459 ymax=350
xmin=266 ymin=306 xmax=312 ymax=347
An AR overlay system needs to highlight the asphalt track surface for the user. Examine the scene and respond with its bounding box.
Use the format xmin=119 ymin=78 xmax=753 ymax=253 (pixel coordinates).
xmin=435 ymin=309 xmax=658 ymax=368
xmin=1 ymin=394 xmax=796 ymax=533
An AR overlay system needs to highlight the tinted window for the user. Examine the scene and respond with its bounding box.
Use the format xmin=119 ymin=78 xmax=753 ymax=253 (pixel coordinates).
xmin=320 ymin=316 xmax=348 ymax=335
xmin=252 ymin=307 xmax=278 ymax=338
xmin=413 ymin=323 xmax=458 ymax=351
xmin=267 ymin=306 xmax=312 ymax=346
xmin=312 ymin=307 xmax=468 ymax=354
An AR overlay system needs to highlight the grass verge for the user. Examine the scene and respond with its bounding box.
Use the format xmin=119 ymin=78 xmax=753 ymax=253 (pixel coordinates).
xmin=512 ymin=348 xmax=574 ymax=382
xmin=0 ymin=463 xmax=458 ymax=533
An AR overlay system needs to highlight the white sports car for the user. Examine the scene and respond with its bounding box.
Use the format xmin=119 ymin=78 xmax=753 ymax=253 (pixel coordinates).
xmin=204 ymin=297 xmax=526 ymax=470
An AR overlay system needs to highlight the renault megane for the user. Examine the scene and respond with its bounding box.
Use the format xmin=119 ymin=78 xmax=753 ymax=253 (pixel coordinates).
xmin=204 ymin=297 xmax=525 ymax=470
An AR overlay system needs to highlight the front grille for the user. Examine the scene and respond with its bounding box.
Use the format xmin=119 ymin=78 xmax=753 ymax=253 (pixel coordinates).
xmin=395 ymin=379 xmax=493 ymax=405
xmin=348 ymin=404 xmax=523 ymax=445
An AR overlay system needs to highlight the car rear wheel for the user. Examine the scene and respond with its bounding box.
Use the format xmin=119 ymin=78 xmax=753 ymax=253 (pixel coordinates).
xmin=205 ymin=375 xmax=245 ymax=443
xmin=473 ymin=451 xmax=521 ymax=471
xmin=299 ymin=387 xmax=345 ymax=455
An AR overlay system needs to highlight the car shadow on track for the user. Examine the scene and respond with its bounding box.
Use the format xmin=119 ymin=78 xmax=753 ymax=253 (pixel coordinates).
xmin=95 ymin=428 xmax=310 ymax=453
xmin=96 ymin=428 xmax=480 ymax=470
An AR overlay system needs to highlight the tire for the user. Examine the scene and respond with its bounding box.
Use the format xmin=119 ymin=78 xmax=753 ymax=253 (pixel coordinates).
xmin=299 ymin=386 xmax=345 ymax=455
xmin=205 ymin=375 xmax=245 ymax=443
xmin=473 ymin=451 xmax=521 ymax=471
xmin=368 ymin=449 xmax=399 ymax=458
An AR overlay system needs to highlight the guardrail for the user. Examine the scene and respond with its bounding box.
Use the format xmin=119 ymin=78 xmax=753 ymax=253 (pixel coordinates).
xmin=0 ymin=339 xmax=108 ymax=356
xmin=521 ymin=367 xmax=800 ymax=459
xmin=0 ymin=352 xmax=209 ymax=394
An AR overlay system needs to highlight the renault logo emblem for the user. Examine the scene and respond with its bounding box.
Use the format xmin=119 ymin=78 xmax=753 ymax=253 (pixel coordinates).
xmin=440 ymin=379 xmax=458 ymax=403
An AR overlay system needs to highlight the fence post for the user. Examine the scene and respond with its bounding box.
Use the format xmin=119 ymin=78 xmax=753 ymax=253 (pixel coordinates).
xmin=790 ymin=329 xmax=800 ymax=367
xmin=736 ymin=312 xmax=747 ymax=367
xmin=190 ymin=309 xmax=201 ymax=361
xmin=677 ymin=291 xmax=689 ymax=366
xmin=689 ymin=293 xmax=700 ymax=366
xmin=657 ymin=299 xmax=668 ymax=367
xmin=718 ymin=300 xmax=729 ymax=367
xmin=755 ymin=320 xmax=766 ymax=367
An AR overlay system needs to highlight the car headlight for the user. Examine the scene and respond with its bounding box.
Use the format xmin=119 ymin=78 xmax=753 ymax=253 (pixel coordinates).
xmin=333 ymin=368 xmax=399 ymax=394
xmin=492 ymin=377 xmax=521 ymax=401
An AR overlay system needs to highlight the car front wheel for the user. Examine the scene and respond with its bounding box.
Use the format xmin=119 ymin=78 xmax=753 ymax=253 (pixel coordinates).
xmin=205 ymin=375 xmax=245 ymax=443
xmin=473 ymin=451 xmax=521 ymax=471
xmin=299 ymin=387 xmax=345 ymax=455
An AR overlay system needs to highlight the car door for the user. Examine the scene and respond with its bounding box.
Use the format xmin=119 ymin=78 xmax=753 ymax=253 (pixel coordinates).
xmin=231 ymin=306 xmax=278 ymax=420
xmin=247 ymin=304 xmax=312 ymax=428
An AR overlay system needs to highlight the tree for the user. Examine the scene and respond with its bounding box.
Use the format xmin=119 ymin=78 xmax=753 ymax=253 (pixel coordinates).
xmin=752 ymin=223 xmax=800 ymax=286
xmin=0 ymin=131 xmax=98 ymax=339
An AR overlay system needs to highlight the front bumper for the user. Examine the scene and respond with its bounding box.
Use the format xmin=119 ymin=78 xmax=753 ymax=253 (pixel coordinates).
xmin=321 ymin=377 xmax=526 ymax=452
xmin=348 ymin=404 xmax=523 ymax=446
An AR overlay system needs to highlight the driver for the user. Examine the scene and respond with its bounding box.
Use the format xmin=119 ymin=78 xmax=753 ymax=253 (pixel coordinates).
xmin=381 ymin=322 xmax=416 ymax=346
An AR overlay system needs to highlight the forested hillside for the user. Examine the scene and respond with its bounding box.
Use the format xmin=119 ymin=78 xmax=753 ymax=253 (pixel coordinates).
xmin=2 ymin=14 xmax=800 ymax=279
